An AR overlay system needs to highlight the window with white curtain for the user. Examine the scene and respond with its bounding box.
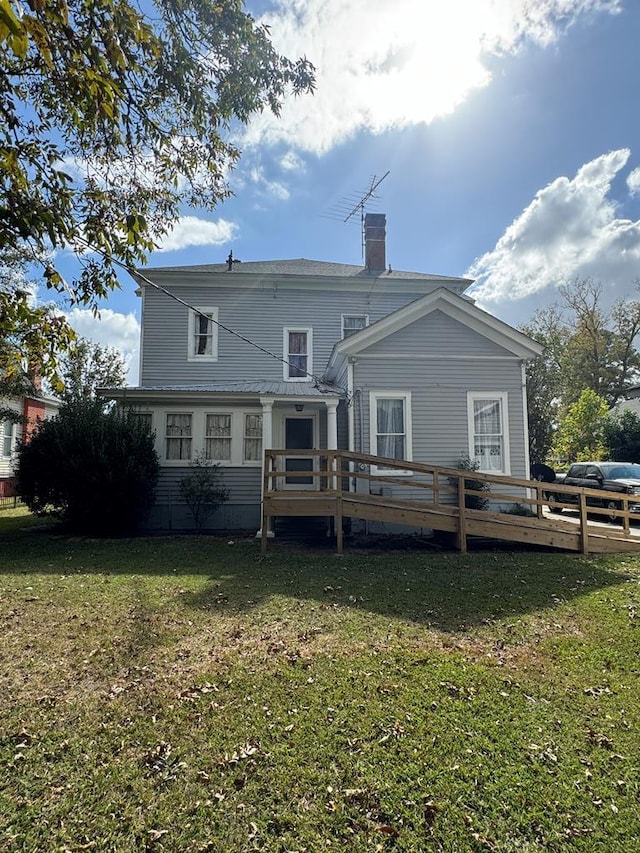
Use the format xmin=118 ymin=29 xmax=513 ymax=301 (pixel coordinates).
xmin=165 ymin=413 xmax=192 ymax=460
xmin=243 ymin=413 xmax=262 ymax=461
xmin=188 ymin=307 xmax=218 ymax=361
xmin=468 ymin=392 xmax=510 ymax=474
xmin=283 ymin=328 xmax=312 ymax=381
xmin=369 ymin=391 xmax=412 ymax=474
xmin=2 ymin=420 xmax=14 ymax=457
xmin=205 ymin=413 xmax=232 ymax=461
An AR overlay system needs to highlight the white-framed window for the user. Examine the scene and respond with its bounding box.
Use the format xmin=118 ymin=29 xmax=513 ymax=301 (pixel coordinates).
xmin=205 ymin=413 xmax=232 ymax=461
xmin=159 ymin=409 xmax=263 ymax=466
xmin=369 ymin=391 xmax=413 ymax=475
xmin=283 ymin=327 xmax=312 ymax=381
xmin=188 ymin=307 xmax=218 ymax=361
xmin=243 ymin=413 xmax=263 ymax=462
xmin=2 ymin=419 xmax=14 ymax=457
xmin=130 ymin=412 xmax=153 ymax=433
xmin=467 ymin=392 xmax=510 ymax=474
xmin=342 ymin=314 xmax=368 ymax=339
xmin=165 ymin=413 xmax=192 ymax=460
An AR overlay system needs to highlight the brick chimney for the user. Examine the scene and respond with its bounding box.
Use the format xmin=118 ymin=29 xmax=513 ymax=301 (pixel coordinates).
xmin=364 ymin=212 xmax=386 ymax=271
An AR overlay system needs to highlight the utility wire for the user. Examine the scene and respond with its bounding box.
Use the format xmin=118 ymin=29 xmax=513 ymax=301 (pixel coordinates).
xmin=71 ymin=237 xmax=324 ymax=385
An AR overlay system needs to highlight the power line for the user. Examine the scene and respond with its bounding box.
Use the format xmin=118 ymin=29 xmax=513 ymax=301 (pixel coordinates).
xmin=71 ymin=237 xmax=324 ymax=385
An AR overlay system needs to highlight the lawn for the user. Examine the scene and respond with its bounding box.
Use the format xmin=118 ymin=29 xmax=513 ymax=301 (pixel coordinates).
xmin=1 ymin=509 xmax=639 ymax=852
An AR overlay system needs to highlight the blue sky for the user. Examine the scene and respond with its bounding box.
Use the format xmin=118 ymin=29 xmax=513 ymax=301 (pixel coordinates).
xmin=59 ymin=0 xmax=640 ymax=382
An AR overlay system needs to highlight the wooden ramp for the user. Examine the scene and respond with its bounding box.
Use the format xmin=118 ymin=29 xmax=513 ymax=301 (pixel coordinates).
xmin=261 ymin=450 xmax=640 ymax=555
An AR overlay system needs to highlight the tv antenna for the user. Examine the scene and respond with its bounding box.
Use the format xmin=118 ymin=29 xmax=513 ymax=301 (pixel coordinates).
xmin=322 ymin=171 xmax=390 ymax=262
xmin=343 ymin=171 xmax=390 ymax=223
xmin=322 ymin=171 xmax=390 ymax=224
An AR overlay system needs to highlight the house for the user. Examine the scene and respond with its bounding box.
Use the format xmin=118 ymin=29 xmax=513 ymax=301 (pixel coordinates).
xmin=104 ymin=214 xmax=542 ymax=532
xmin=0 ymin=381 xmax=60 ymax=498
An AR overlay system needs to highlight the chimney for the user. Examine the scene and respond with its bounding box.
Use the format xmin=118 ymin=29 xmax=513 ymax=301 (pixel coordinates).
xmin=364 ymin=212 xmax=386 ymax=271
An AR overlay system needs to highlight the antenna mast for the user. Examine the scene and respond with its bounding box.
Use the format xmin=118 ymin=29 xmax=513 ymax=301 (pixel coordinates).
xmin=343 ymin=171 xmax=390 ymax=223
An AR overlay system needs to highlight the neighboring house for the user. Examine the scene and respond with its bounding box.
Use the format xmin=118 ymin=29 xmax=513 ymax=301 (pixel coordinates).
xmin=610 ymin=386 xmax=640 ymax=418
xmin=104 ymin=214 xmax=542 ymax=532
xmin=0 ymin=386 xmax=60 ymax=498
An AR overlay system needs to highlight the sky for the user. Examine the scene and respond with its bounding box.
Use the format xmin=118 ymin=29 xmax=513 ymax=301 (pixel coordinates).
xmin=54 ymin=0 xmax=640 ymax=384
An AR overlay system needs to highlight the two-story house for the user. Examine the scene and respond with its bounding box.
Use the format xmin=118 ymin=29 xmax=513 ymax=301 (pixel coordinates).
xmin=105 ymin=214 xmax=542 ymax=532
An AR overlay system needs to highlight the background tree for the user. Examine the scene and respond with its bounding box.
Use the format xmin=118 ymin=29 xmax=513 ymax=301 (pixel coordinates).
xmin=16 ymin=399 xmax=159 ymax=534
xmin=550 ymin=389 xmax=608 ymax=463
xmin=602 ymin=410 xmax=640 ymax=463
xmin=521 ymin=306 xmax=567 ymax=463
xmin=59 ymin=339 xmax=126 ymax=403
xmin=522 ymin=279 xmax=640 ymax=462
xmin=1 ymin=0 xmax=315 ymax=381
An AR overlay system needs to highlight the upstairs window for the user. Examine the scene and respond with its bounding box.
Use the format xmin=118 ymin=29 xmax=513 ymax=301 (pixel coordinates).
xmin=165 ymin=413 xmax=192 ymax=460
xmin=342 ymin=314 xmax=368 ymax=339
xmin=468 ymin=392 xmax=509 ymax=474
xmin=188 ymin=307 xmax=218 ymax=361
xmin=283 ymin=328 xmax=312 ymax=381
xmin=205 ymin=413 xmax=232 ymax=461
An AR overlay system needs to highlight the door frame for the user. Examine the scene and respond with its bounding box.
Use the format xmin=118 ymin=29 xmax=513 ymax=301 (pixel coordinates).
xmin=276 ymin=408 xmax=319 ymax=491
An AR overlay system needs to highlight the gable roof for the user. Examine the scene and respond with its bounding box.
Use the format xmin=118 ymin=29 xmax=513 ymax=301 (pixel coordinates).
xmin=323 ymin=287 xmax=542 ymax=380
xmin=137 ymin=258 xmax=473 ymax=293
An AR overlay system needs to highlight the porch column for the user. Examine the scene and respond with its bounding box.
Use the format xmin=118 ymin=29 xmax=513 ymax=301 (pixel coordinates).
xmin=257 ymin=398 xmax=274 ymax=538
xmin=326 ymin=399 xmax=339 ymax=491
xmin=326 ymin=400 xmax=338 ymax=450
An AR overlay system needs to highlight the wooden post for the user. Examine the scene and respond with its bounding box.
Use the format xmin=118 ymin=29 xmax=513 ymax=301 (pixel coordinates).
xmin=433 ymin=470 xmax=439 ymax=506
xmin=623 ymin=497 xmax=630 ymax=535
xmin=261 ymin=451 xmax=272 ymax=554
xmin=336 ymin=491 xmax=343 ymax=555
xmin=536 ymin=483 xmax=544 ymax=519
xmin=579 ymin=492 xmax=589 ymax=555
xmin=457 ymin=474 xmax=467 ymax=554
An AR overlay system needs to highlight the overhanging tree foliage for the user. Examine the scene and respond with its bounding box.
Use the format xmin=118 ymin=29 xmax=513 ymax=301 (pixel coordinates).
xmin=1 ymin=0 xmax=315 ymax=380
xmin=16 ymin=400 xmax=159 ymax=534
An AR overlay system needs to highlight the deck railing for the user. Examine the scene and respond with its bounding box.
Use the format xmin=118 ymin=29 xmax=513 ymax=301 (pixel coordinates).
xmin=261 ymin=449 xmax=640 ymax=554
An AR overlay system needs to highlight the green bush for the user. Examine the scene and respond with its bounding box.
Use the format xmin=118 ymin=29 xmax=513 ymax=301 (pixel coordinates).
xmin=451 ymin=453 xmax=490 ymax=511
xmin=16 ymin=400 xmax=159 ymax=535
xmin=179 ymin=452 xmax=229 ymax=532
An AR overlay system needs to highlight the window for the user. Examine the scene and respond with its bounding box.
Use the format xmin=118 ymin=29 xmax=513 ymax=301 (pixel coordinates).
xmin=2 ymin=420 xmax=14 ymax=457
xmin=205 ymin=413 xmax=232 ymax=461
xmin=244 ymin=413 xmax=263 ymax=462
xmin=283 ymin=328 xmax=312 ymax=381
xmin=188 ymin=307 xmax=218 ymax=361
xmin=468 ymin=392 xmax=509 ymax=474
xmin=130 ymin=412 xmax=153 ymax=433
xmin=342 ymin=314 xmax=368 ymax=339
xmin=165 ymin=413 xmax=192 ymax=460
xmin=369 ymin=392 xmax=412 ymax=474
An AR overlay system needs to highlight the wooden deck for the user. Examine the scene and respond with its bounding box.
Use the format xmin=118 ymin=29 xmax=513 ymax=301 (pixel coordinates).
xmin=261 ymin=450 xmax=640 ymax=555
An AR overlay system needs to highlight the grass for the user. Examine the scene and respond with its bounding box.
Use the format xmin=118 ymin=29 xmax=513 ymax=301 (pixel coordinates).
xmin=1 ymin=508 xmax=639 ymax=851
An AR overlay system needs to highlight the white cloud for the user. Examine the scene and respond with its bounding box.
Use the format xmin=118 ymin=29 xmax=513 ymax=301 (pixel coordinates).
xmin=153 ymin=217 xmax=239 ymax=252
xmin=466 ymin=149 xmax=640 ymax=307
xmin=241 ymin=0 xmax=621 ymax=154
xmin=66 ymin=308 xmax=141 ymax=386
xmin=280 ymin=150 xmax=306 ymax=172
xmin=627 ymin=166 xmax=640 ymax=196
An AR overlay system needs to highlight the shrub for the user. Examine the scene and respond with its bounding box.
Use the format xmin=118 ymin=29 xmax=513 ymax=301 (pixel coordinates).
xmin=450 ymin=453 xmax=490 ymax=510
xmin=502 ymin=502 xmax=536 ymax=517
xmin=16 ymin=400 xmax=159 ymax=535
xmin=179 ymin=452 xmax=229 ymax=532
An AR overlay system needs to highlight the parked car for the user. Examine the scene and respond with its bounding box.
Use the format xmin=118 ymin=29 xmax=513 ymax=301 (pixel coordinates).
xmin=544 ymin=462 xmax=640 ymax=522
